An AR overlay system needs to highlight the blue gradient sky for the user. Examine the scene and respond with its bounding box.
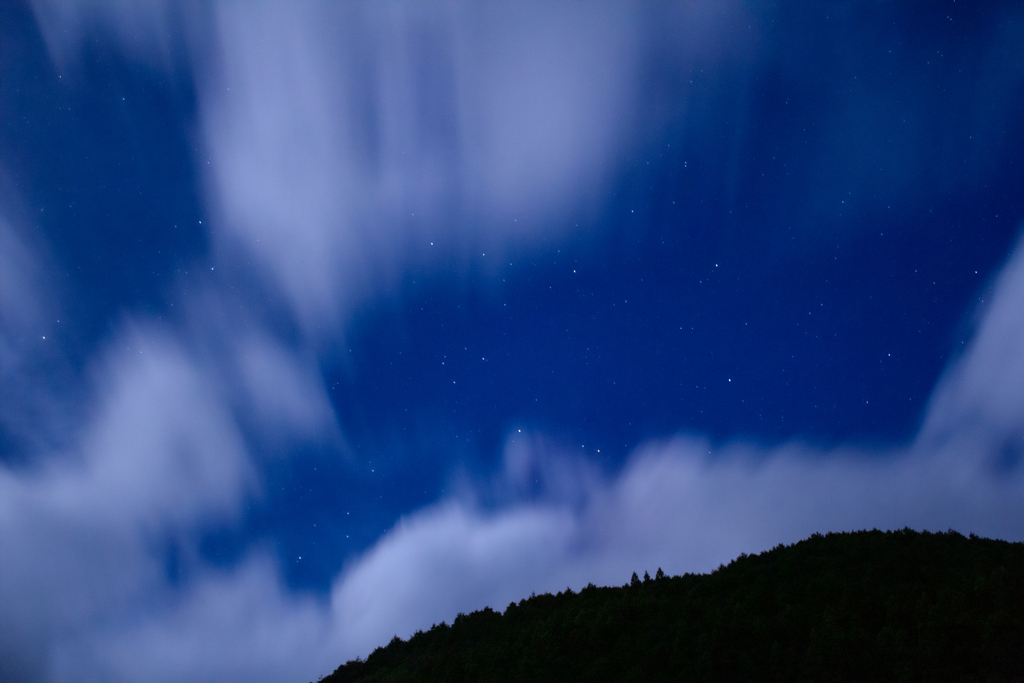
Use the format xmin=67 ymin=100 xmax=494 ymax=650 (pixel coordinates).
xmin=2 ymin=2 xmax=1024 ymax=682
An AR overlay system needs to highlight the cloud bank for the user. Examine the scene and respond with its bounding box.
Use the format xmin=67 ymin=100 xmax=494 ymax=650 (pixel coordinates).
xmin=3 ymin=230 xmax=1023 ymax=681
xmin=325 ymin=244 xmax=1024 ymax=654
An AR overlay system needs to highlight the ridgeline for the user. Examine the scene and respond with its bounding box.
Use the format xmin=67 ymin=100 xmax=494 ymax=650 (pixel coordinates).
xmin=318 ymin=529 xmax=1024 ymax=683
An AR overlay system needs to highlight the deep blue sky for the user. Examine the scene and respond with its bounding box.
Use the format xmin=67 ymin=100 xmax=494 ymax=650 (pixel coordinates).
xmin=2 ymin=2 xmax=1024 ymax=681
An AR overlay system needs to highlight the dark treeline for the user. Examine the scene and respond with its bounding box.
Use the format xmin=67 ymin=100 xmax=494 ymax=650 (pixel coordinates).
xmin=318 ymin=529 xmax=1024 ymax=683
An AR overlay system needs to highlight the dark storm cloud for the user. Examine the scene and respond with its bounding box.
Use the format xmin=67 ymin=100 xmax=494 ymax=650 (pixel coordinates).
xmin=2 ymin=2 xmax=1023 ymax=682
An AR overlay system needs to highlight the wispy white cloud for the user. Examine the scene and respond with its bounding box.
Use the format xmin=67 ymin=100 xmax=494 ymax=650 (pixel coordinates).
xmin=0 ymin=218 xmax=44 ymax=345
xmin=24 ymin=0 xmax=747 ymax=334
xmin=0 ymin=212 xmax=75 ymax=454
xmin=200 ymin=1 xmax=664 ymax=331
xmin=234 ymin=334 xmax=340 ymax=445
xmin=29 ymin=0 xmax=186 ymax=73
xmin=0 ymin=216 xmax=48 ymax=438
xmin=49 ymin=553 xmax=333 ymax=683
xmin=917 ymin=235 xmax=1024 ymax=463
xmin=0 ymin=324 xmax=253 ymax=681
xmin=0 ymin=285 xmax=350 ymax=683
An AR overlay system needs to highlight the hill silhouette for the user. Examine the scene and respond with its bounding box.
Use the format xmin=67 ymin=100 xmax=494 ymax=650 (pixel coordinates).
xmin=318 ymin=529 xmax=1024 ymax=682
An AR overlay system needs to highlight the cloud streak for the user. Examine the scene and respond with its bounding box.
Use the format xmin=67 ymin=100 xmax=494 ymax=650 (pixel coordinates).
xmin=0 ymin=325 xmax=253 ymax=681
xmin=200 ymin=1 xmax=660 ymax=331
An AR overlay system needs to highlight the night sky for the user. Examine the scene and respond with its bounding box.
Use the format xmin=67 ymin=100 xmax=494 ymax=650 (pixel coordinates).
xmin=2 ymin=2 xmax=1024 ymax=682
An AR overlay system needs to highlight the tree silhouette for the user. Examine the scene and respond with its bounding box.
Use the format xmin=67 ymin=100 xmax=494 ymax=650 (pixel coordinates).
xmin=317 ymin=529 xmax=1024 ymax=683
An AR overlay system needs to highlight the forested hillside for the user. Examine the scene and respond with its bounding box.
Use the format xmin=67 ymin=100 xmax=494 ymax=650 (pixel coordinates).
xmin=318 ymin=529 xmax=1024 ymax=682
